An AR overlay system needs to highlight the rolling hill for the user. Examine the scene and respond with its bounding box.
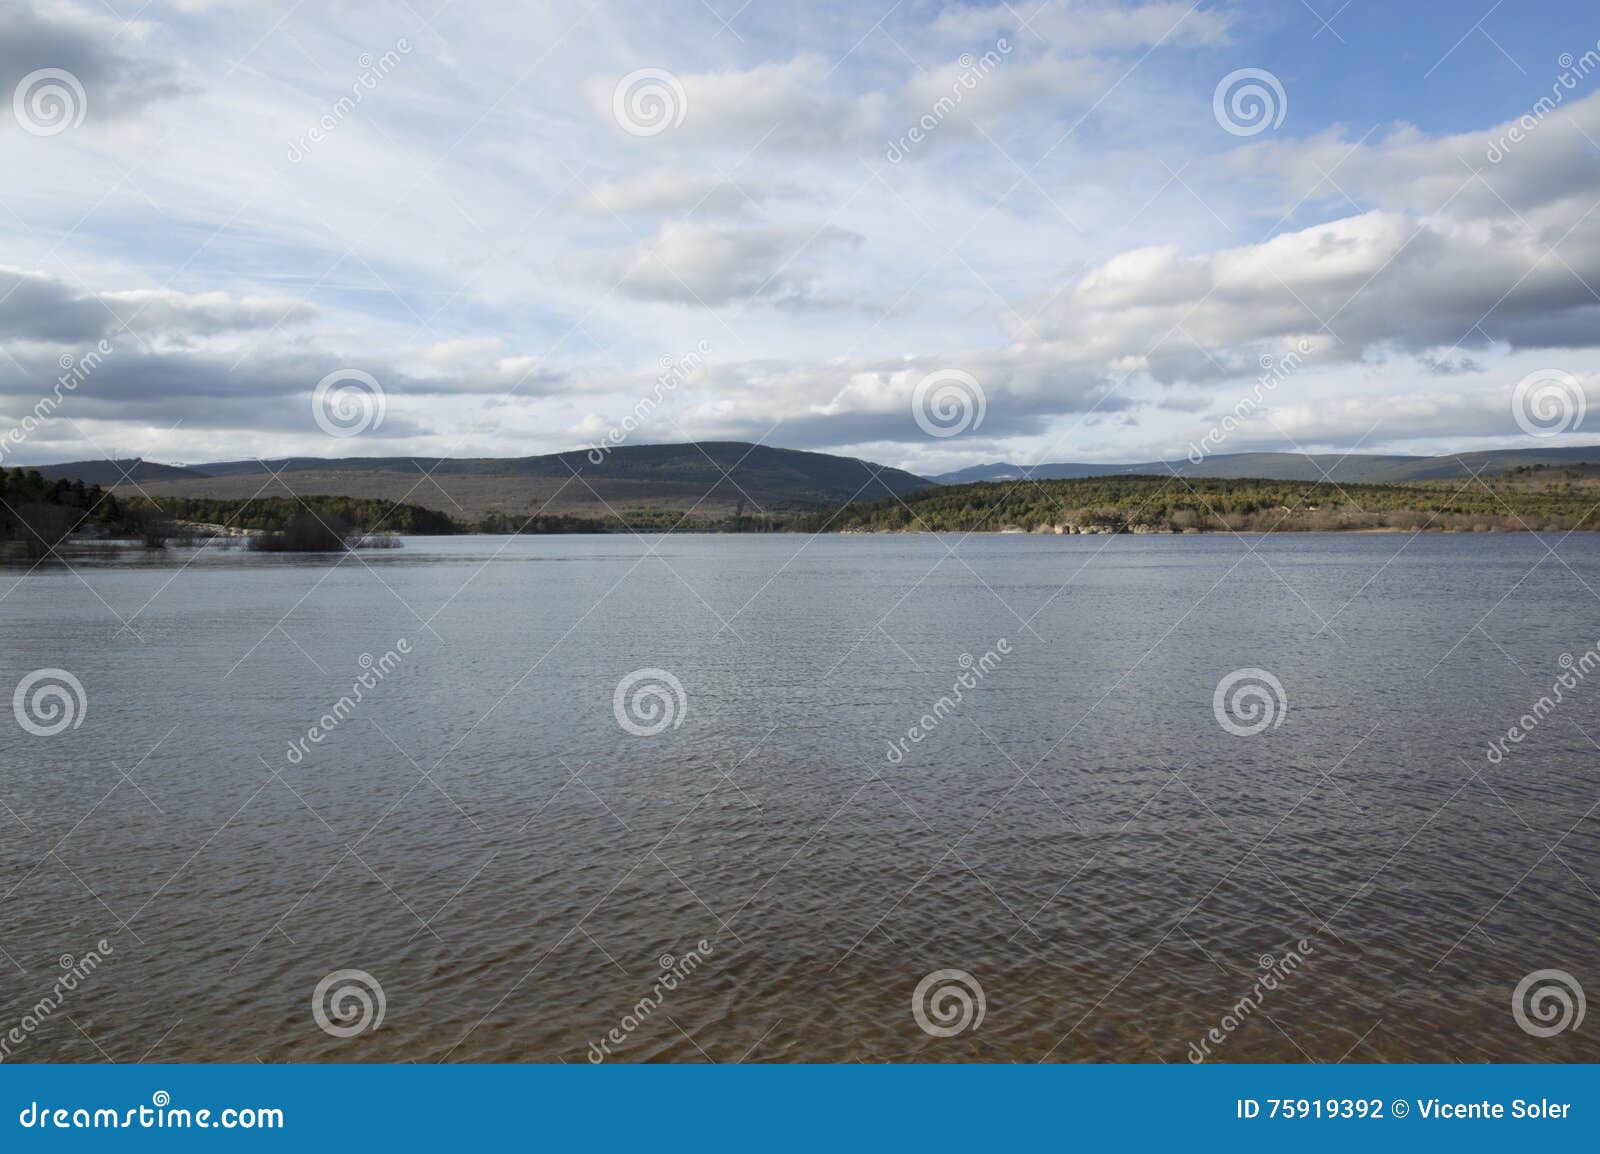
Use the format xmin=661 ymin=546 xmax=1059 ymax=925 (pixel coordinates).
xmin=32 ymin=459 xmax=213 ymax=486
xmin=35 ymin=442 xmax=1600 ymax=531
xmin=931 ymin=445 xmax=1600 ymax=485
xmin=38 ymin=443 xmax=933 ymax=524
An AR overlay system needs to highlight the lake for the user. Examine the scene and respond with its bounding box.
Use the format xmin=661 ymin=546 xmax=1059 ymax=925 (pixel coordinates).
xmin=1 ymin=532 xmax=1596 ymax=1063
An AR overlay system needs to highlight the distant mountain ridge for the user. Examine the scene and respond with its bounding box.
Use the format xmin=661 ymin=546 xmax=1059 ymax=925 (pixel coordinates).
xmin=35 ymin=443 xmax=933 ymax=523
xmin=32 ymin=443 xmax=1600 ymax=524
xmin=930 ymin=445 xmax=1600 ymax=485
xmin=31 ymin=459 xmax=209 ymax=486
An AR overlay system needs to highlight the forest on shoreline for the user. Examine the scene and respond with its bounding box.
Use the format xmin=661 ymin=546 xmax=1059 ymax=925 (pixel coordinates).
xmin=788 ymin=466 xmax=1600 ymax=535
xmin=11 ymin=464 xmax=1600 ymax=549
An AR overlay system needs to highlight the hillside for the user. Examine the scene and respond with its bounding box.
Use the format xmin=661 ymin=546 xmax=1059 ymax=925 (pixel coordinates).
xmin=799 ymin=467 xmax=1600 ymax=534
xmin=42 ymin=443 xmax=932 ymax=525
xmin=931 ymin=445 xmax=1600 ymax=485
xmin=33 ymin=459 xmax=214 ymax=486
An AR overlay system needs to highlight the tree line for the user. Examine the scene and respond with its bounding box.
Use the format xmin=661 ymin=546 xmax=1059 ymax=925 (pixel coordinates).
xmin=0 ymin=469 xmax=127 ymax=556
xmin=789 ymin=471 xmax=1600 ymax=534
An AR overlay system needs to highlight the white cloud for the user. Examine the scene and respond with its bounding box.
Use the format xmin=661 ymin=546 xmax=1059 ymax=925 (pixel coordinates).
xmin=0 ymin=0 xmax=1595 ymax=473
xmin=615 ymin=221 xmax=863 ymax=308
xmin=1026 ymin=92 xmax=1600 ymax=380
xmin=0 ymin=266 xmax=314 ymax=344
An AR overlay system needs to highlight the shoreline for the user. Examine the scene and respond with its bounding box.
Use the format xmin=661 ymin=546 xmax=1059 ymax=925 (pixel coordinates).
xmin=9 ymin=521 xmax=1593 ymax=560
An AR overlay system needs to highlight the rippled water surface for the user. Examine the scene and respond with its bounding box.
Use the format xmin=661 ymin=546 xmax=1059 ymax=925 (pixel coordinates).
xmin=2 ymin=532 xmax=1597 ymax=1063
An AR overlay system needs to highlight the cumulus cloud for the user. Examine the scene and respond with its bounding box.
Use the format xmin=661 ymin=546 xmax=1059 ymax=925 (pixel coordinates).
xmin=1258 ymin=372 xmax=1600 ymax=448
xmin=615 ymin=221 xmax=864 ymax=308
xmin=590 ymin=42 xmax=1117 ymax=158
xmin=1025 ymin=92 xmax=1600 ymax=385
xmin=2 ymin=0 xmax=1596 ymax=470
xmin=0 ymin=267 xmax=315 ymax=344
xmin=605 ymin=339 xmax=1134 ymax=452
xmin=0 ymin=0 xmax=187 ymax=118
xmin=0 ymin=340 xmax=573 ymax=449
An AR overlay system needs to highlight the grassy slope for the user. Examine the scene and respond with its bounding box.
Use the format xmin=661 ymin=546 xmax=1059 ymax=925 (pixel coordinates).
xmin=86 ymin=443 xmax=931 ymax=523
xmin=795 ymin=466 xmax=1600 ymax=534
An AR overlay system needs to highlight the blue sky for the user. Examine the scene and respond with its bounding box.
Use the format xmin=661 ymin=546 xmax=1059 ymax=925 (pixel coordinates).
xmin=1 ymin=0 xmax=1598 ymax=472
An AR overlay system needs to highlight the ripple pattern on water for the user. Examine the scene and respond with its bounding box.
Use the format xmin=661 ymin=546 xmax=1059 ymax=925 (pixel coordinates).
xmin=0 ymin=533 xmax=1596 ymax=1063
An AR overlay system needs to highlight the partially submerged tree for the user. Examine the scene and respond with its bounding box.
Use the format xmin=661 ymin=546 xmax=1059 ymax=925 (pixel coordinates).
xmin=250 ymin=513 xmax=352 ymax=553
